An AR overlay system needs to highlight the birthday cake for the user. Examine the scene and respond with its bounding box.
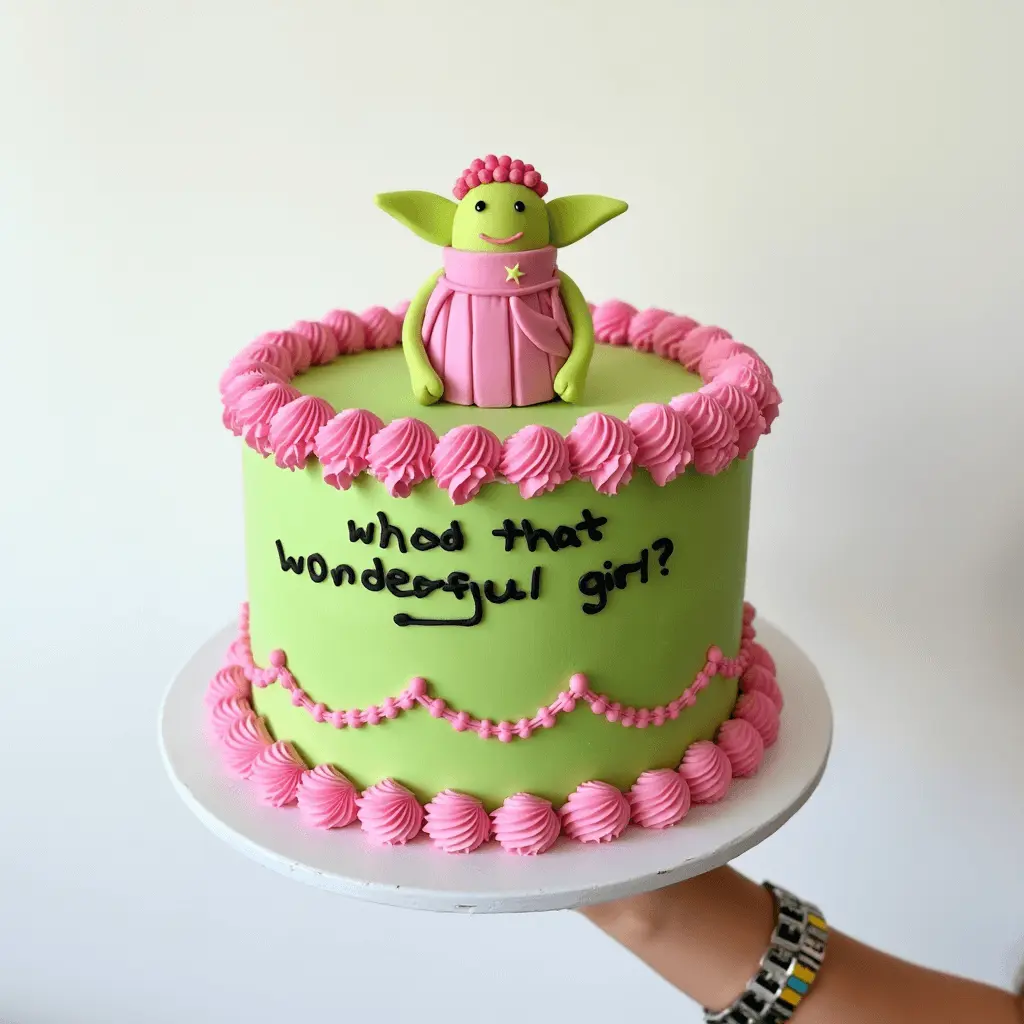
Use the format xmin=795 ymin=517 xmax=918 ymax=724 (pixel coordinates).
xmin=210 ymin=155 xmax=784 ymax=854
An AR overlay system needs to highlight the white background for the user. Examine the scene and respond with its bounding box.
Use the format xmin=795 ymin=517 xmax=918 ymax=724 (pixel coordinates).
xmin=3 ymin=2 xmax=1023 ymax=1021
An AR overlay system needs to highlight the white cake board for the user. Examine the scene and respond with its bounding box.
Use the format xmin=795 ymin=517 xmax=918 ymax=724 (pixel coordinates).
xmin=159 ymin=620 xmax=831 ymax=914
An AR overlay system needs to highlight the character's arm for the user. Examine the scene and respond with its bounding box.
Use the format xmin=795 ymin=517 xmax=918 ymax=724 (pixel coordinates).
xmin=553 ymin=270 xmax=593 ymax=404
xmin=402 ymin=269 xmax=445 ymax=405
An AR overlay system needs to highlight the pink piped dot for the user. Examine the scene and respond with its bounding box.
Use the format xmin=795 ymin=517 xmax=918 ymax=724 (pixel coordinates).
xmin=478 ymin=719 xmax=493 ymax=739
xmin=653 ymin=707 xmax=667 ymax=726
xmin=290 ymin=688 xmax=305 ymax=706
xmin=569 ymin=673 xmax=589 ymax=697
xmin=591 ymin=698 xmax=608 ymax=715
xmin=453 ymin=711 xmax=471 ymax=731
xmin=562 ymin=695 xmax=577 ymax=713
xmin=516 ymin=718 xmax=532 ymax=738
xmin=397 ymin=693 xmax=415 ymax=711
xmin=707 ymin=646 xmax=723 ymax=664
xmin=408 ymin=676 xmax=427 ymax=699
xmin=329 ymin=710 xmax=345 ymax=728
xmin=365 ymin=706 xmax=381 ymax=726
xmin=606 ymin=702 xmax=622 ymax=723
xmin=636 ymin=709 xmax=651 ymax=728
xmin=429 ymin=698 xmax=446 ymax=718
xmin=497 ymin=722 xmax=514 ymax=743
xmin=269 ymin=649 xmax=286 ymax=668
xmin=277 ymin=672 xmax=294 ymax=691
xmin=312 ymin=703 xmax=326 ymax=722
xmin=668 ymin=703 xmax=680 ymax=720
xmin=380 ymin=697 xmax=397 ymax=719
xmin=538 ymin=708 xmax=556 ymax=728
xmin=705 ymin=660 xmax=719 ymax=677
xmin=346 ymin=709 xmax=363 ymax=729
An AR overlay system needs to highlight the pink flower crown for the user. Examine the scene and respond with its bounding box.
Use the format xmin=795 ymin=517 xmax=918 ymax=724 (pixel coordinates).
xmin=453 ymin=155 xmax=549 ymax=200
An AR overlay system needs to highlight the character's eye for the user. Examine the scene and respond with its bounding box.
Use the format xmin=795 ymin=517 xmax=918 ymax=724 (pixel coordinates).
xmin=474 ymin=200 xmax=487 ymax=212
xmin=513 ymin=200 xmax=526 ymax=213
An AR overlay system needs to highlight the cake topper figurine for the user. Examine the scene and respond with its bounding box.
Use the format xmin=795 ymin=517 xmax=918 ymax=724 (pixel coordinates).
xmin=376 ymin=155 xmax=627 ymax=407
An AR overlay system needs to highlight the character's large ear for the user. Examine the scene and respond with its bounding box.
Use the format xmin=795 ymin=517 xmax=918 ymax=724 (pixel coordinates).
xmin=546 ymin=195 xmax=628 ymax=248
xmin=375 ymin=191 xmax=457 ymax=246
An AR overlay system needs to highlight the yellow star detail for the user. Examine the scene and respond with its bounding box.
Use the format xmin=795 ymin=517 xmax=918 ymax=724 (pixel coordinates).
xmin=505 ymin=263 xmax=524 ymax=285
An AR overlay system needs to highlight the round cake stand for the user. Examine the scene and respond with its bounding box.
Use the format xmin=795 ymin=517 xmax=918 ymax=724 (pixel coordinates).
xmin=159 ymin=620 xmax=831 ymax=914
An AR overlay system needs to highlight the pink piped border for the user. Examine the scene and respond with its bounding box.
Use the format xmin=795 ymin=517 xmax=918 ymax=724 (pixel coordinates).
xmin=207 ymin=602 xmax=783 ymax=854
xmin=219 ymin=301 xmax=781 ymax=503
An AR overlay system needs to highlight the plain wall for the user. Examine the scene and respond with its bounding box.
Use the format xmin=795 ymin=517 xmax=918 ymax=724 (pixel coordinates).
xmin=2 ymin=1 xmax=1023 ymax=1021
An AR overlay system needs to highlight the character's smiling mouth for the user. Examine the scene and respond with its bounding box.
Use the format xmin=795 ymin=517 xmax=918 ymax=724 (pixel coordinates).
xmin=478 ymin=231 xmax=524 ymax=245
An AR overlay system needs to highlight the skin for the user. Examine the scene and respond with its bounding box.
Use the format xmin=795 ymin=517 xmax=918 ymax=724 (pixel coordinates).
xmin=377 ymin=182 xmax=625 ymax=406
xmin=581 ymin=867 xmax=1022 ymax=1023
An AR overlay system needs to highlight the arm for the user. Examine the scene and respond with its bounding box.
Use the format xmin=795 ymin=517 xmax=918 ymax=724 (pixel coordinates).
xmin=581 ymin=867 xmax=1021 ymax=1024
xmin=553 ymin=269 xmax=593 ymax=404
xmin=402 ymin=268 xmax=445 ymax=405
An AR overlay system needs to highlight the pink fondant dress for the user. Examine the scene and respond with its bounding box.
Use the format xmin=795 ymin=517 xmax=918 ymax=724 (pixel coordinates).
xmin=422 ymin=245 xmax=571 ymax=407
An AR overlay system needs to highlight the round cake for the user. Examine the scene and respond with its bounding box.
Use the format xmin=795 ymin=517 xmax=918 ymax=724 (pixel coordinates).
xmin=209 ymin=155 xmax=783 ymax=854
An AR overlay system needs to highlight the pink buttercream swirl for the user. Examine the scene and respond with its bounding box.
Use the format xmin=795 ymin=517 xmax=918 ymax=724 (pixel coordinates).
xmin=561 ymin=781 xmax=631 ymax=843
xmin=219 ymin=343 xmax=294 ymax=392
xmin=205 ymin=665 xmax=252 ymax=706
xmin=716 ymin=719 xmax=765 ymax=778
xmin=491 ymin=793 xmax=561 ymax=855
xmin=208 ymin=696 xmax=252 ymax=738
xmin=360 ymin=306 xmax=401 ymax=350
xmin=357 ymin=779 xmax=424 ymax=846
xmin=678 ymin=740 xmax=733 ymax=804
xmin=567 ymin=412 xmax=637 ymax=495
xmin=591 ymin=300 xmax=637 ymax=345
xmin=290 ymin=320 xmax=339 ymax=365
xmin=627 ymin=307 xmax=673 ymax=351
xmin=732 ymin=691 xmax=780 ymax=747
xmin=249 ymin=740 xmax=308 ymax=806
xmin=651 ymin=315 xmax=701 ymax=366
xmin=670 ymin=391 xmax=739 ymax=475
xmin=499 ymin=425 xmax=572 ymax=498
xmin=453 ymin=155 xmax=548 ymax=199
xmin=391 ymin=299 xmax=410 ymax=326
xmin=627 ymin=403 xmax=694 ymax=486
xmin=740 ymin=664 xmax=783 ymax=711
xmin=314 ymin=408 xmax=385 ymax=490
xmin=367 ymin=418 xmax=438 ymax=498
xmin=704 ymin=380 xmax=765 ymax=457
xmin=714 ymin=357 xmax=782 ymax=433
xmin=322 ymin=309 xmax=366 ymax=355
xmin=221 ymin=712 xmax=272 ymax=778
xmin=629 ymin=769 xmax=692 ymax=829
xmin=423 ymin=790 xmax=492 ymax=854
xmin=267 ymin=395 xmax=336 ymax=470
xmin=698 ymin=335 xmax=753 ymax=380
xmin=432 ymin=425 xmax=502 ymax=505
xmin=749 ymin=641 xmax=776 ymax=675
xmin=221 ymin=363 xmax=288 ymax=433
xmin=296 ymin=764 xmax=359 ymax=829
xmin=258 ymin=329 xmax=312 ymax=376
xmin=236 ymin=382 xmax=303 ymax=456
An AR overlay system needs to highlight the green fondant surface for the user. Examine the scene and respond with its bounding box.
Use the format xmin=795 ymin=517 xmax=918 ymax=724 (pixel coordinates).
xmin=244 ymin=349 xmax=753 ymax=805
xmin=294 ymin=344 xmax=702 ymax=436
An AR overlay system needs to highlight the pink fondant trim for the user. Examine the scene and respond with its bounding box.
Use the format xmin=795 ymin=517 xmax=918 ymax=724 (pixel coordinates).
xmin=207 ymin=604 xmax=780 ymax=854
xmin=218 ymin=302 xmax=779 ymax=502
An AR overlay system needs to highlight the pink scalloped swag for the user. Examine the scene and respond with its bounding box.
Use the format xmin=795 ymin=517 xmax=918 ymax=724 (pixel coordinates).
xmin=207 ymin=602 xmax=782 ymax=854
xmin=219 ymin=301 xmax=780 ymax=504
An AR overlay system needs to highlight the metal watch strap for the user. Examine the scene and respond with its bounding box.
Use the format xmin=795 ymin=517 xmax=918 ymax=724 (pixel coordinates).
xmin=704 ymin=882 xmax=829 ymax=1023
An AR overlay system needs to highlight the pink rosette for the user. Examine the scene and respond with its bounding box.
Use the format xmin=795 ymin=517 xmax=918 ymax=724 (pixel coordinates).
xmin=704 ymin=380 xmax=765 ymax=457
xmin=431 ymin=424 xmax=501 ymax=505
xmin=698 ymin=334 xmax=753 ymax=380
xmin=314 ymin=408 xmax=385 ymax=490
xmin=296 ymin=764 xmax=359 ymax=829
xmin=716 ymin=719 xmax=765 ymax=778
xmin=651 ymin=315 xmax=701 ymax=366
xmin=560 ymin=781 xmax=631 ymax=843
xmin=205 ymin=665 xmax=251 ymax=706
xmin=357 ymin=779 xmax=424 ymax=846
xmin=322 ymin=309 xmax=365 ymax=355
xmin=367 ymin=418 xmax=438 ymax=498
xmin=267 ymin=394 xmax=335 ymax=470
xmin=627 ymin=307 xmax=672 ymax=351
xmin=627 ymin=403 xmax=694 ymax=486
xmin=732 ymin=691 xmax=780 ymax=747
xmin=740 ymin=664 xmax=783 ymax=711
xmin=714 ymin=358 xmax=781 ymax=433
xmin=391 ymin=299 xmax=410 ymax=326
xmin=629 ymin=769 xmax=692 ymax=829
xmin=491 ymin=793 xmax=561 ymax=855
xmin=291 ymin=319 xmax=339 ymax=365
xmin=219 ymin=343 xmax=294 ymax=392
xmin=591 ymin=300 xmax=637 ymax=345
xmin=208 ymin=696 xmax=252 ymax=738
xmin=249 ymin=740 xmax=307 ymax=806
xmin=236 ymin=382 xmax=303 ymax=456
xmin=749 ymin=642 xmax=776 ymax=675
xmin=669 ymin=391 xmax=739 ymax=475
xmin=221 ymin=362 xmax=287 ymax=433
xmin=221 ymin=712 xmax=272 ymax=779
xmin=678 ymin=740 xmax=732 ymax=804
xmin=567 ymin=412 xmax=637 ymax=495
xmin=255 ymin=329 xmax=311 ymax=375
xmin=360 ymin=306 xmax=400 ymax=349
xmin=423 ymin=790 xmax=491 ymax=854
xmin=499 ymin=425 xmax=572 ymax=498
